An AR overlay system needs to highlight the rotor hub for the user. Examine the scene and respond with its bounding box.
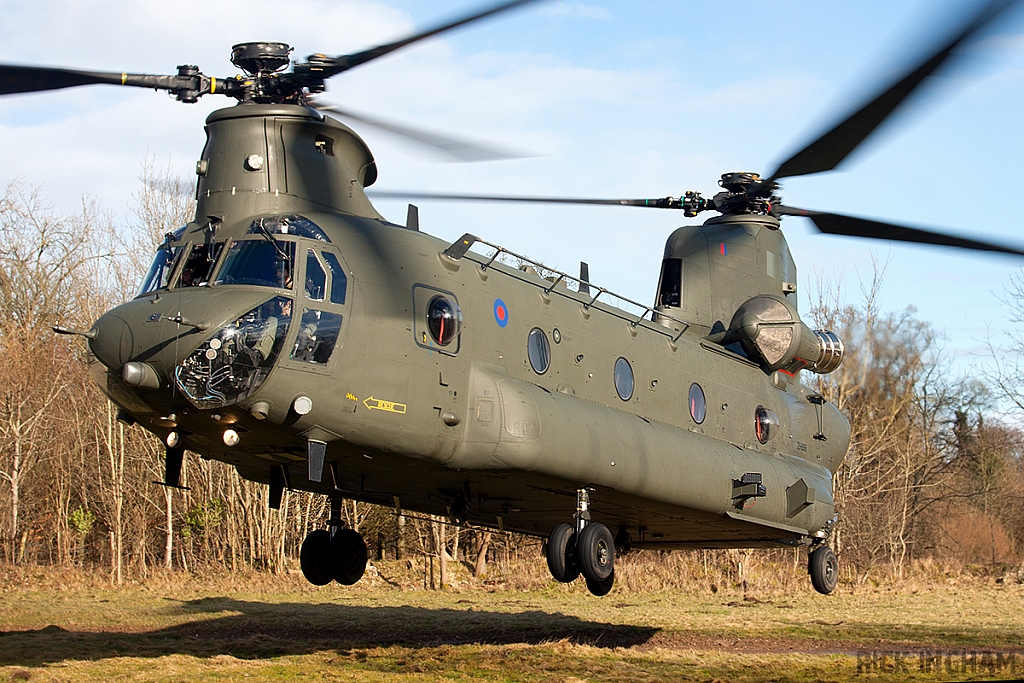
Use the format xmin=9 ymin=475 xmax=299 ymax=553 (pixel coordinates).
xmin=718 ymin=172 xmax=761 ymax=194
xmin=230 ymin=42 xmax=293 ymax=76
xmin=683 ymin=172 xmax=780 ymax=218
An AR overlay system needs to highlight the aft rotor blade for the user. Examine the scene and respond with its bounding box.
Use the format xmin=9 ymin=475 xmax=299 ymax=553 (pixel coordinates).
xmin=777 ymin=205 xmax=1024 ymax=256
xmin=768 ymin=0 xmax=1023 ymax=182
xmin=311 ymin=103 xmax=528 ymax=162
xmin=316 ymin=0 xmax=543 ymax=77
xmin=368 ymin=190 xmax=684 ymax=208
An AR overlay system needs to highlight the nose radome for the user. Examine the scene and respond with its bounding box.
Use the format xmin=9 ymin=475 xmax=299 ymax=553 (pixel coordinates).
xmin=88 ymin=314 xmax=134 ymax=369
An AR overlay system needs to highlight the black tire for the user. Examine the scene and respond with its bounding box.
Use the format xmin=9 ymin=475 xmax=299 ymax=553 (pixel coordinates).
xmin=578 ymin=522 xmax=614 ymax=583
xmin=546 ymin=523 xmax=581 ymax=583
xmin=808 ymin=545 xmax=838 ymax=595
xmin=585 ymin=568 xmax=614 ymax=596
xmin=331 ymin=528 xmax=368 ymax=586
xmin=300 ymin=529 xmax=333 ymax=586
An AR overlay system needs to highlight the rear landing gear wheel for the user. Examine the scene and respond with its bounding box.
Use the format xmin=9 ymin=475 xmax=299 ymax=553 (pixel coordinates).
xmin=578 ymin=522 xmax=615 ymax=583
xmin=585 ymin=568 xmax=614 ymax=596
xmin=300 ymin=529 xmax=333 ymax=586
xmin=809 ymin=545 xmax=838 ymax=595
xmin=546 ymin=523 xmax=581 ymax=583
xmin=331 ymin=528 xmax=368 ymax=585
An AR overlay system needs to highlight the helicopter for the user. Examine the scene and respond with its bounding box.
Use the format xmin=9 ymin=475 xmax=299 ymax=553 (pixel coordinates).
xmin=3 ymin=0 xmax=1024 ymax=597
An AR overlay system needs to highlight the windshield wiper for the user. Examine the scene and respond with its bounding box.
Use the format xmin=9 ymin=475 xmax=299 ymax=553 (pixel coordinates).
xmin=254 ymin=218 xmax=292 ymax=261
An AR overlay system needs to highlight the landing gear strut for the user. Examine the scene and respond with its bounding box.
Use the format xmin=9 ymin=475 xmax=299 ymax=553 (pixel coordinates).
xmin=300 ymin=498 xmax=368 ymax=586
xmin=808 ymin=544 xmax=838 ymax=595
xmin=545 ymin=488 xmax=615 ymax=596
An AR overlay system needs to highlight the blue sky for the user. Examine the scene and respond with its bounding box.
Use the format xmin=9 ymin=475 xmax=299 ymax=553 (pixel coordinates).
xmin=2 ymin=0 xmax=1023 ymax=378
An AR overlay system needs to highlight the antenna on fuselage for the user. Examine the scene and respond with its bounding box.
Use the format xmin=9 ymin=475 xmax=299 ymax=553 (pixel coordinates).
xmin=579 ymin=261 xmax=590 ymax=295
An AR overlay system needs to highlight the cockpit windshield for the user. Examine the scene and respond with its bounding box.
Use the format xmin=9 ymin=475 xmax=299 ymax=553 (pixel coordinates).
xmin=178 ymin=242 xmax=224 ymax=287
xmin=214 ymin=240 xmax=296 ymax=289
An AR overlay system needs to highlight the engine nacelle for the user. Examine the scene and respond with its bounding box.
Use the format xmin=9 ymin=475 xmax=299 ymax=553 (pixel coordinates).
xmin=728 ymin=295 xmax=844 ymax=374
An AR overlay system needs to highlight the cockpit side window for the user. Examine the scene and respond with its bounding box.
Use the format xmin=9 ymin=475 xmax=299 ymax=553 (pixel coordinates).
xmin=321 ymin=251 xmax=348 ymax=305
xmin=178 ymin=242 xmax=224 ymax=288
xmin=290 ymin=308 xmax=343 ymax=365
xmin=305 ymin=249 xmax=327 ymax=301
xmin=137 ymin=245 xmax=183 ymax=296
xmin=287 ymin=248 xmax=347 ymax=368
xmin=214 ymin=240 xmax=296 ymax=289
xmin=137 ymin=226 xmax=188 ymax=296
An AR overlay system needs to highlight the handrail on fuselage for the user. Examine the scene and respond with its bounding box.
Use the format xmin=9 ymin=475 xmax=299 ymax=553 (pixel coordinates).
xmin=449 ymin=234 xmax=691 ymax=344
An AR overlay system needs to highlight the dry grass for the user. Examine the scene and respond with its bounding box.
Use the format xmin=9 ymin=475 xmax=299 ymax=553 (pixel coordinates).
xmin=2 ymin=559 xmax=1023 ymax=682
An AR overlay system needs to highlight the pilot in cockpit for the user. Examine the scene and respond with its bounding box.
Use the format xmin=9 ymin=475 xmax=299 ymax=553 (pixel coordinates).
xmin=253 ymin=297 xmax=292 ymax=362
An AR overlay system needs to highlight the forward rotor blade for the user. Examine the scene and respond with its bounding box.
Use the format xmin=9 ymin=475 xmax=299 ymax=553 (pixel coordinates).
xmin=368 ymin=190 xmax=683 ymax=208
xmin=317 ymin=0 xmax=543 ymax=77
xmin=768 ymin=0 xmax=1022 ymax=182
xmin=776 ymin=205 xmax=1024 ymax=256
xmin=0 ymin=64 xmax=180 ymax=95
xmin=0 ymin=63 xmax=236 ymax=102
xmin=311 ymin=103 xmax=528 ymax=162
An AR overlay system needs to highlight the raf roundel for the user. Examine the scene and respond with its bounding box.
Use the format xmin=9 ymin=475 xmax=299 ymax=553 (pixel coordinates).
xmin=493 ymin=299 xmax=509 ymax=328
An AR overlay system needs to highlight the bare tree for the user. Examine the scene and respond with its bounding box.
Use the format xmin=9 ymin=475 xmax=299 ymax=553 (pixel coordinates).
xmin=474 ymin=530 xmax=492 ymax=577
xmin=0 ymin=183 xmax=108 ymax=562
xmin=812 ymin=267 xmax=976 ymax=575
xmin=989 ymin=271 xmax=1024 ymax=414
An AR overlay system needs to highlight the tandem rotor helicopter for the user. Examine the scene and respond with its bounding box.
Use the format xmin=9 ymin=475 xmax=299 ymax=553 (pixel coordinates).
xmin=4 ymin=0 xmax=1024 ymax=596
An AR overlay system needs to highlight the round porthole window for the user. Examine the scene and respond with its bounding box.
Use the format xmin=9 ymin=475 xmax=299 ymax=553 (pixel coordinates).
xmin=755 ymin=405 xmax=777 ymax=444
xmin=426 ymin=296 xmax=459 ymax=346
xmin=527 ymin=327 xmax=550 ymax=374
xmin=614 ymin=357 xmax=634 ymax=401
xmin=689 ymin=383 xmax=706 ymax=424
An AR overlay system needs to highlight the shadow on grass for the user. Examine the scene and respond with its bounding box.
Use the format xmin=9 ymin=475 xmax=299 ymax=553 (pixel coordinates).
xmin=0 ymin=597 xmax=660 ymax=666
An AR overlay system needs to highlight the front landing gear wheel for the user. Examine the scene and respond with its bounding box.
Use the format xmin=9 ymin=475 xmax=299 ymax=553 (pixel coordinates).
xmin=546 ymin=523 xmax=581 ymax=583
xmin=300 ymin=529 xmax=333 ymax=586
xmin=585 ymin=568 xmax=614 ymax=596
xmin=578 ymin=522 xmax=614 ymax=583
xmin=331 ymin=528 xmax=368 ymax=585
xmin=809 ymin=545 xmax=838 ymax=595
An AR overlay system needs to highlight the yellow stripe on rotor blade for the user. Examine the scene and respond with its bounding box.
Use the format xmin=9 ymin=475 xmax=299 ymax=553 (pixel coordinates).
xmin=210 ymin=77 xmax=216 ymax=93
xmin=121 ymin=72 xmax=127 ymax=85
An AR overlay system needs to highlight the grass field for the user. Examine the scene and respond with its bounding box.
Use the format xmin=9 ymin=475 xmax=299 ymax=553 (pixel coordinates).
xmin=1 ymin=559 xmax=1022 ymax=682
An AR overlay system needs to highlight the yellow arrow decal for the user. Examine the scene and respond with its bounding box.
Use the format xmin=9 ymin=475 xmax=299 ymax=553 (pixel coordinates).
xmin=363 ymin=396 xmax=407 ymax=414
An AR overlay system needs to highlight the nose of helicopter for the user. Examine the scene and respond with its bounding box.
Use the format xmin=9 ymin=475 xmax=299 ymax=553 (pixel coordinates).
xmin=88 ymin=313 xmax=135 ymax=369
xmin=84 ymin=288 xmax=293 ymax=411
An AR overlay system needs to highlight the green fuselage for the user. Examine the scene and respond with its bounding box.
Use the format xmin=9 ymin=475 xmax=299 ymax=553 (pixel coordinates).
xmin=88 ymin=103 xmax=849 ymax=549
